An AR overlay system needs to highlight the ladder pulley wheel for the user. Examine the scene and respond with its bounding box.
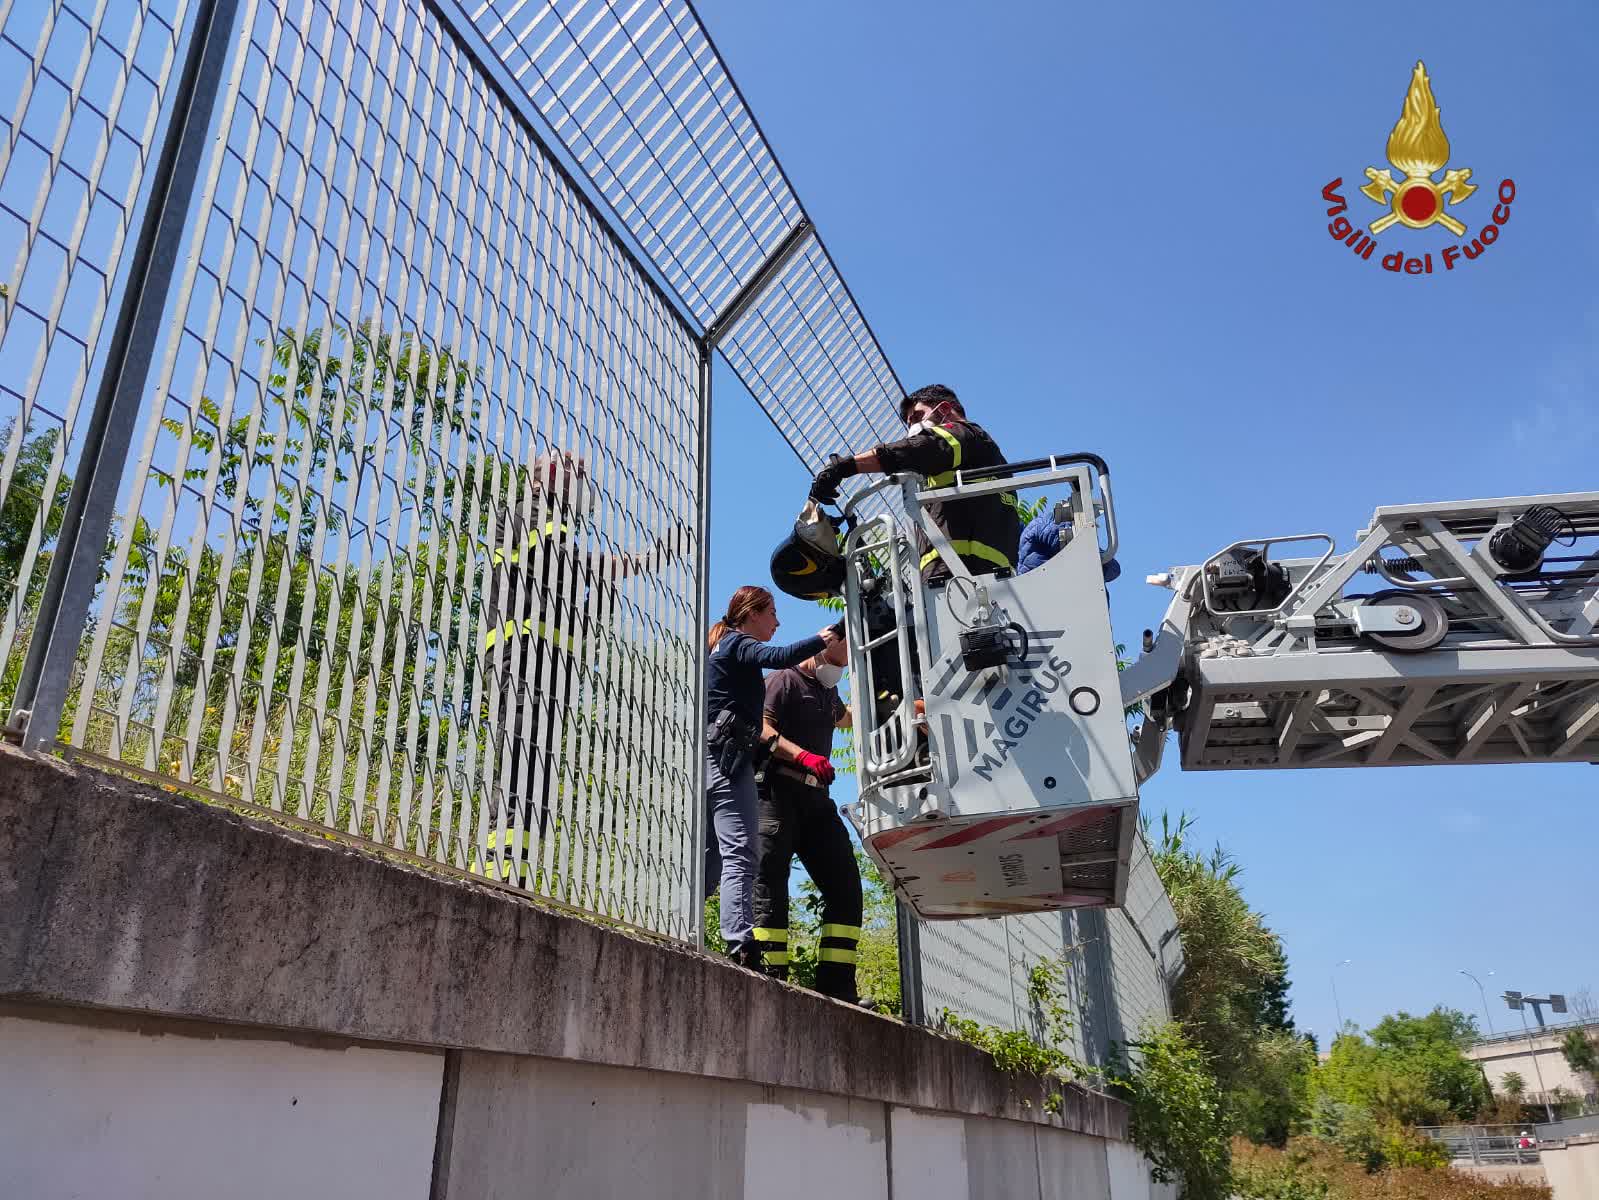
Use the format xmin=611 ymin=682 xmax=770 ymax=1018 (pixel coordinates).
xmin=1359 ymin=590 xmax=1449 ymax=653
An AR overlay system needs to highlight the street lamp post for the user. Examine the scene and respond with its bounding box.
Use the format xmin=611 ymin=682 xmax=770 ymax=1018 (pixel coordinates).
xmin=1331 ymin=959 xmax=1352 ymax=1037
xmin=1460 ymin=969 xmax=1496 ymax=1037
xmin=1504 ymin=990 xmax=1558 ymax=1124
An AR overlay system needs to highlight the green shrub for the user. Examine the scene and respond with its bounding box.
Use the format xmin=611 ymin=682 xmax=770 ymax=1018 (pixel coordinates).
xmin=1113 ymin=1022 xmax=1233 ymax=1200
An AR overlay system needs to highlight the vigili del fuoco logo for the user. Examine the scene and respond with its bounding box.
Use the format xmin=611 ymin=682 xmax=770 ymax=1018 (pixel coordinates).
xmin=1321 ymin=61 xmax=1515 ymax=274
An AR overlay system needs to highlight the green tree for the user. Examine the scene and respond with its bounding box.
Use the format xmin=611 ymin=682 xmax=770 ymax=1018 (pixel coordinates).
xmin=1149 ymin=812 xmax=1311 ymax=1145
xmin=1310 ymin=1008 xmax=1488 ymax=1129
xmin=1114 ymin=1021 xmax=1234 ymax=1200
xmin=1560 ymin=1029 xmax=1598 ymax=1087
xmin=0 ymin=422 xmax=77 ymax=705
xmin=1500 ymin=1071 xmax=1526 ymax=1099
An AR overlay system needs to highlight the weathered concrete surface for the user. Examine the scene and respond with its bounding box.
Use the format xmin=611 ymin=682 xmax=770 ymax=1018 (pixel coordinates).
xmin=0 ymin=1010 xmax=441 ymax=1200
xmin=443 ymin=1052 xmax=889 ymax=1199
xmin=0 ymin=747 xmax=1126 ymax=1138
xmin=1107 ymin=1139 xmax=1179 ymax=1200
xmin=1466 ymin=1023 xmax=1599 ymax=1101
xmin=1541 ymin=1135 xmax=1599 ymax=1200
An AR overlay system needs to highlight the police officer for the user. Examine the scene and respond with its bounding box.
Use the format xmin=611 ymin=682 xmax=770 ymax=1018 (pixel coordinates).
xmin=482 ymin=452 xmax=680 ymax=884
xmin=752 ymin=636 xmax=863 ymax=1002
xmin=807 ymin=384 xmax=1023 ymax=581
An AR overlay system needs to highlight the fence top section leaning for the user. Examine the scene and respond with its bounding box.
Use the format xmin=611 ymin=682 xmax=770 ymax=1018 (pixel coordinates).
xmin=447 ymin=0 xmax=906 ymax=475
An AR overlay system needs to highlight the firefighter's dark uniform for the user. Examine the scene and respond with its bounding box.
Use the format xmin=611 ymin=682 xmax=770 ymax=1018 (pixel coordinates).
xmin=873 ymin=418 xmax=1024 ymax=581
xmin=752 ymin=665 xmax=863 ymax=1001
xmin=481 ymin=503 xmax=606 ymax=883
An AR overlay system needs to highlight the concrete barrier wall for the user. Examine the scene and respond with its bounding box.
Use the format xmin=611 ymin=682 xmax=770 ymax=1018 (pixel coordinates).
xmin=0 ymin=1011 xmax=443 ymax=1200
xmin=0 ymin=748 xmax=1175 ymax=1199
xmin=1540 ymin=1136 xmax=1599 ymax=1200
xmin=0 ymin=1001 xmax=1175 ymax=1200
xmin=1466 ymin=1025 xmax=1599 ymax=1101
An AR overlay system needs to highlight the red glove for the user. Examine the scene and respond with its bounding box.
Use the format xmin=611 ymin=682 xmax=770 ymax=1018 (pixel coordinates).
xmin=794 ymin=751 xmax=835 ymax=786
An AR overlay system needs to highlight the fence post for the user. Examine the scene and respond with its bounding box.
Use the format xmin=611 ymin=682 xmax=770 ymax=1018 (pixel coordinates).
xmin=8 ymin=0 xmax=243 ymax=751
xmin=690 ymin=341 xmax=714 ymax=948
xmin=692 ymin=219 xmax=812 ymax=948
xmin=897 ymin=902 xmax=924 ymax=1024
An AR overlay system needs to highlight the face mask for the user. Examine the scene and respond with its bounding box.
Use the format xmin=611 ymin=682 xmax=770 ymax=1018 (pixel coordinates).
xmin=813 ymin=662 xmax=845 ymax=688
xmin=906 ymin=401 xmax=956 ymax=437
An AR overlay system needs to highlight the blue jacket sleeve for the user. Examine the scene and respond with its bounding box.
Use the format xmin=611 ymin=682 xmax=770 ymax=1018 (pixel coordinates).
xmin=727 ymin=631 xmax=826 ymax=670
xmin=1017 ymin=511 xmax=1062 ymax=574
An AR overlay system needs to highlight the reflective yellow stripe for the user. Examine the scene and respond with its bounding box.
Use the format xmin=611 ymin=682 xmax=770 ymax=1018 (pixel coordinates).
xmin=762 ymin=951 xmax=789 ymax=966
xmin=751 ymin=927 xmax=788 ymax=943
xmin=920 ymin=540 xmax=1014 ymax=570
xmin=490 ymin=522 xmax=569 ymax=566
xmin=818 ymin=947 xmax=858 ymax=964
xmin=820 ymin=924 xmax=861 ymax=941
xmin=924 ymin=425 xmax=963 ymax=486
xmin=484 ymin=831 xmax=530 ymax=880
xmin=483 ymin=618 xmax=574 ymax=653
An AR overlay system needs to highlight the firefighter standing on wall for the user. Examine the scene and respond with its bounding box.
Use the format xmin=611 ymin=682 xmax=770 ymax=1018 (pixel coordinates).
xmin=752 ymin=636 xmax=863 ymax=1002
xmin=482 ymin=451 xmax=681 ymax=884
xmin=807 ymin=383 xmax=1023 ymax=581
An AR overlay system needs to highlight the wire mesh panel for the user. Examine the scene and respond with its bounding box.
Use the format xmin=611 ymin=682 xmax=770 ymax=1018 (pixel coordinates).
xmin=0 ymin=0 xmax=203 ymax=715
xmin=48 ymin=0 xmax=705 ymax=939
xmin=464 ymin=0 xmax=798 ymax=328
xmin=454 ymin=0 xmax=903 ymax=470
xmin=718 ymin=232 xmax=903 ymax=472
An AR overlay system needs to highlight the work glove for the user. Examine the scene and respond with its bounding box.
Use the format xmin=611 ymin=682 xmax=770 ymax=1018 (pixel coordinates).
xmin=794 ymin=750 xmax=836 ymax=786
xmin=808 ymin=454 xmax=858 ymax=505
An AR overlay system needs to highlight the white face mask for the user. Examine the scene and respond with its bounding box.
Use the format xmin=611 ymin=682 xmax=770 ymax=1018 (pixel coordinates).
xmin=906 ymin=400 xmax=956 ymax=437
xmin=812 ymin=662 xmax=845 ymax=688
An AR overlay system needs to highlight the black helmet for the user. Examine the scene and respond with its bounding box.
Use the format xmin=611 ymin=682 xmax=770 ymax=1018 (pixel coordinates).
xmin=770 ymin=500 xmax=845 ymax=600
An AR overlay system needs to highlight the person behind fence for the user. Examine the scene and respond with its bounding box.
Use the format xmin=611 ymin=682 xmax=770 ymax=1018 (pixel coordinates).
xmin=705 ymin=586 xmax=840 ymax=969
xmin=483 ymin=451 xmax=683 ymax=884
xmin=807 ymin=383 xmax=1023 ymax=582
xmin=752 ymin=635 xmax=862 ymax=1002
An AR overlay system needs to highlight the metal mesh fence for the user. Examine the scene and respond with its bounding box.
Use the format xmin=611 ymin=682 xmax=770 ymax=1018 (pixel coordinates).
xmin=0 ymin=0 xmax=202 ymax=723
xmin=3 ymin=0 xmax=707 ymax=939
xmin=463 ymin=0 xmax=800 ymax=330
xmin=455 ymin=0 xmax=904 ymax=473
xmin=718 ymin=233 xmax=903 ymax=472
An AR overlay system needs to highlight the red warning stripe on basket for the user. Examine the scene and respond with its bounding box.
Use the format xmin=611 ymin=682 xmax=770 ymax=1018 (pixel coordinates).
xmin=1003 ymin=807 xmax=1115 ymax=842
xmin=911 ymin=813 xmax=1032 ymax=851
xmin=868 ymin=826 xmax=927 ymax=852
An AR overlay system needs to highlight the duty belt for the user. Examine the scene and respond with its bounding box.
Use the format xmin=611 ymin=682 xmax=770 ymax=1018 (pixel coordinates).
xmin=770 ymin=763 xmax=829 ymax=791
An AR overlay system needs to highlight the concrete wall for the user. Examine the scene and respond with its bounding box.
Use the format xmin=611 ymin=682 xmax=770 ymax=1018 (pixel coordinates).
xmin=0 ymin=1011 xmax=442 ymax=1200
xmin=1467 ymin=1023 xmax=1599 ymax=1101
xmin=1540 ymin=1135 xmax=1599 ymax=1200
xmin=0 ymin=1001 xmax=1173 ymax=1200
xmin=0 ymin=748 xmax=1173 ymax=1199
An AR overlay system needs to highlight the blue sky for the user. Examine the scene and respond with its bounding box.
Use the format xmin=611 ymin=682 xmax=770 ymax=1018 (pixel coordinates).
xmin=697 ymin=0 xmax=1599 ymax=1041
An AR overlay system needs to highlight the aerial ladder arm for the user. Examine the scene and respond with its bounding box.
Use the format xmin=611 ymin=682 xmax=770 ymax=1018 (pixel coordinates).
xmin=815 ymin=465 xmax=1599 ymax=921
